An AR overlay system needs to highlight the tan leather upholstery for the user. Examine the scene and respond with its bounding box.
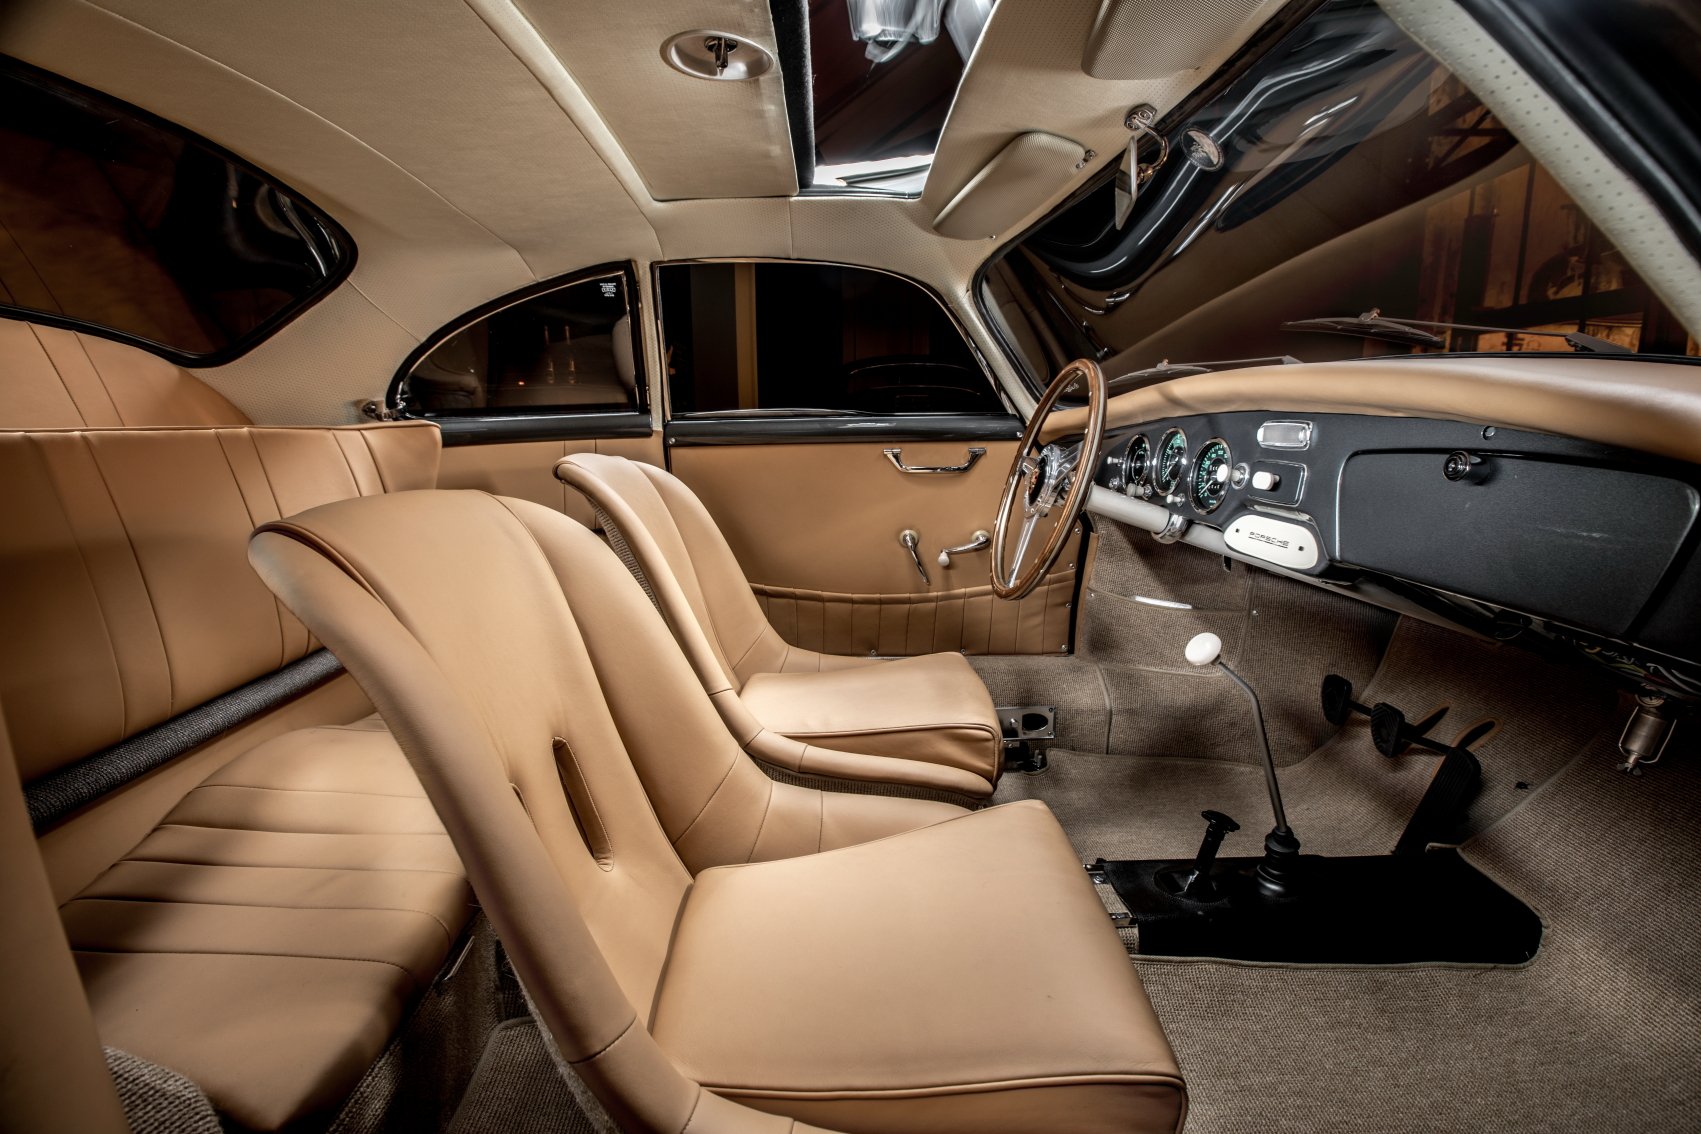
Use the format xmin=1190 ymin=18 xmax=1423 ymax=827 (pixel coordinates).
xmin=0 ymin=421 xmax=440 ymax=781
xmin=0 ymin=709 xmax=129 ymax=1134
xmin=556 ymin=453 xmax=1004 ymax=799
xmin=752 ymin=573 xmax=1081 ymax=657
xmin=436 ymin=432 xmax=664 ymax=527
xmin=740 ymin=655 xmax=1006 ymax=778
xmin=656 ymin=803 xmax=1186 ymax=1134
xmin=63 ymin=720 xmax=471 ymax=1132
xmin=0 ymin=319 xmax=249 ymax=429
xmin=248 ymin=488 xmax=1185 ymax=1134
xmin=1 ymin=418 xmax=472 ymax=1129
xmin=671 ymin=440 xmax=1082 ymax=657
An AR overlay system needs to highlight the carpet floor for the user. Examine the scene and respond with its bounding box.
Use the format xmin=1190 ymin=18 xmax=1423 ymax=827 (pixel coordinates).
xmin=1134 ymin=744 xmax=1701 ymax=1133
xmin=995 ymin=613 xmax=1698 ymax=1132
xmin=447 ymin=1018 xmax=598 ymax=1134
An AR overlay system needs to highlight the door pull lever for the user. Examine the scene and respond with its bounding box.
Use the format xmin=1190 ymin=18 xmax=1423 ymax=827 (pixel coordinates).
xmin=884 ymin=447 xmax=987 ymax=474
xmin=899 ymin=529 xmax=931 ymax=585
xmin=937 ymin=530 xmax=991 ymax=569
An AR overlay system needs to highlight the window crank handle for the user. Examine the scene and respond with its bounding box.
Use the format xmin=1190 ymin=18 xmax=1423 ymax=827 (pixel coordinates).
xmin=937 ymin=530 xmax=991 ymax=569
xmin=899 ymin=529 xmax=931 ymax=585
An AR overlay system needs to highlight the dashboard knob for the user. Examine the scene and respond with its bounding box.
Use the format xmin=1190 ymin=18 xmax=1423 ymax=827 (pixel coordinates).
xmin=1443 ymin=450 xmax=1485 ymax=482
xmin=1250 ymin=470 xmax=1281 ymax=492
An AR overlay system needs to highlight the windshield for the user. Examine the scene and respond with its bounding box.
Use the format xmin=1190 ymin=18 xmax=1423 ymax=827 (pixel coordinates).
xmin=981 ymin=0 xmax=1698 ymax=387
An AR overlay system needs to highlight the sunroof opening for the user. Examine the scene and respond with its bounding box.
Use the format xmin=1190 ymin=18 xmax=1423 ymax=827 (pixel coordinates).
xmin=806 ymin=0 xmax=992 ymax=194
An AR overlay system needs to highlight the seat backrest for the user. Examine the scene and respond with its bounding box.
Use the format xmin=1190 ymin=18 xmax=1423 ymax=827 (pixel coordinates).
xmin=248 ymin=489 xmax=817 ymax=1133
xmin=555 ymin=453 xmax=806 ymax=692
xmin=0 ymin=319 xmax=249 ymax=429
xmin=0 ymin=422 xmax=440 ymax=784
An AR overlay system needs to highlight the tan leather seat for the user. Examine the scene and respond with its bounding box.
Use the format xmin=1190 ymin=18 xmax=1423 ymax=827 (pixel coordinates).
xmin=250 ymin=489 xmax=1185 ymax=1134
xmin=65 ymin=720 xmax=470 ymax=1131
xmin=556 ymin=453 xmax=1003 ymax=801
xmin=0 ymin=419 xmax=475 ymax=1130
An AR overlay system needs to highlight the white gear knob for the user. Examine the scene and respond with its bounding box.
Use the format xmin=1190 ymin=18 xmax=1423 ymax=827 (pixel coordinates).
xmin=1185 ymin=632 xmax=1223 ymax=667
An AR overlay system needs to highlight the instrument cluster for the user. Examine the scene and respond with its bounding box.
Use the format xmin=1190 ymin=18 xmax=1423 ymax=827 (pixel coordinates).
xmin=1103 ymin=426 xmax=1244 ymax=516
xmin=1087 ymin=409 xmax=1701 ymax=701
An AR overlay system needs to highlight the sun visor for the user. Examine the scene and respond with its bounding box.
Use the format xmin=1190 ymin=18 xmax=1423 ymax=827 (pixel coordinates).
xmin=1083 ymin=0 xmax=1275 ymax=80
xmin=931 ymin=131 xmax=1086 ymax=241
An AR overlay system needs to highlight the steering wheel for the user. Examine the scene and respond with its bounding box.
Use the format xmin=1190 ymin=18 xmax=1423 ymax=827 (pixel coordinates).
xmin=991 ymin=358 xmax=1107 ymax=600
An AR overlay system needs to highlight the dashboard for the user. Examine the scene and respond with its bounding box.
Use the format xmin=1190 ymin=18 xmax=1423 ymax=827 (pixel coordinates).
xmin=1088 ymin=411 xmax=1701 ymax=697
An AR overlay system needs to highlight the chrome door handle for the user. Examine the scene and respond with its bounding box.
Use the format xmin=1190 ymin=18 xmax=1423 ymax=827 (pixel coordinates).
xmin=937 ymin=530 xmax=991 ymax=569
xmin=883 ymin=446 xmax=987 ymax=474
xmin=898 ymin=529 xmax=931 ymax=585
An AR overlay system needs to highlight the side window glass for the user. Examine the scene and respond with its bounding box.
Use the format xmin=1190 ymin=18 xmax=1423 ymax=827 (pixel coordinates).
xmin=657 ymin=262 xmax=1005 ymax=416
xmin=400 ymin=270 xmax=640 ymax=417
xmin=0 ymin=58 xmax=349 ymax=362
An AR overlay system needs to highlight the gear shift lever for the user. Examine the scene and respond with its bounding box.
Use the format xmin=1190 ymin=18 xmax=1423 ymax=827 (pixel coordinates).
xmin=1186 ymin=632 xmax=1302 ymax=893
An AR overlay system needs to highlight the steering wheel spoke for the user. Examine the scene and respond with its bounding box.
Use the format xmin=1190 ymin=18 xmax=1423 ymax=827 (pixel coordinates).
xmin=991 ymin=360 xmax=1107 ymax=600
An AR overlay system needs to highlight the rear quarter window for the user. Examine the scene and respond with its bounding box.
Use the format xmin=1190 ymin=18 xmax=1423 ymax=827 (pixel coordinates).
xmin=0 ymin=57 xmax=351 ymax=363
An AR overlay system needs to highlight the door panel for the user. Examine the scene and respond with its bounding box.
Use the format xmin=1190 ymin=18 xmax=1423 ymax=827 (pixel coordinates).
xmin=669 ymin=439 xmax=1082 ymax=656
xmin=438 ymin=434 xmax=664 ymax=526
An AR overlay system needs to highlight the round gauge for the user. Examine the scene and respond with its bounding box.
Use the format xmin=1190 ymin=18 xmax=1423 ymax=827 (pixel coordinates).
xmin=1123 ymin=434 xmax=1152 ymax=496
xmin=1190 ymin=438 xmax=1233 ymax=514
xmin=1153 ymin=428 xmax=1188 ymax=497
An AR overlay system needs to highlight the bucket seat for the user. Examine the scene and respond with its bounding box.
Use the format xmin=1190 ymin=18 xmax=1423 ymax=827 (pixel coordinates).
xmin=556 ymin=454 xmax=1004 ymax=802
xmin=249 ymin=489 xmax=1186 ymax=1134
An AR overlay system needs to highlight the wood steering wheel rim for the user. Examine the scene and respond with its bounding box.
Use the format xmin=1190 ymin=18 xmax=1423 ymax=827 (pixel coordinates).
xmin=991 ymin=358 xmax=1107 ymax=600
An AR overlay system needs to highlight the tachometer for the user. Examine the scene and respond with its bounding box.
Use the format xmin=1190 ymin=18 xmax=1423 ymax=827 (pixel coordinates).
xmin=1124 ymin=434 xmax=1152 ymax=496
xmin=1190 ymin=438 xmax=1232 ymax=514
xmin=1154 ymin=428 xmax=1188 ymax=497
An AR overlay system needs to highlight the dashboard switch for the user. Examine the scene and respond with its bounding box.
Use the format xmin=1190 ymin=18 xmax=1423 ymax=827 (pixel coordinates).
xmin=1251 ymin=470 xmax=1281 ymax=492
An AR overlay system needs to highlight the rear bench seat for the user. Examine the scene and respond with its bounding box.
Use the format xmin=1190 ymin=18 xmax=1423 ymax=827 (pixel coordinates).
xmin=0 ymin=420 xmax=474 ymax=1131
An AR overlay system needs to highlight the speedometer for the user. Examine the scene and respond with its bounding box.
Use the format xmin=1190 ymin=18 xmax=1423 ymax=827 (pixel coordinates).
xmin=1153 ymin=428 xmax=1188 ymax=497
xmin=1124 ymin=434 xmax=1151 ymax=496
xmin=1190 ymin=438 xmax=1232 ymax=514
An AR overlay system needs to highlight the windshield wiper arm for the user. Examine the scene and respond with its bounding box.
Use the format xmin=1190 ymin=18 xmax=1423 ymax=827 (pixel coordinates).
xmin=1282 ymin=311 xmax=1445 ymax=348
xmin=1283 ymin=308 xmax=1632 ymax=354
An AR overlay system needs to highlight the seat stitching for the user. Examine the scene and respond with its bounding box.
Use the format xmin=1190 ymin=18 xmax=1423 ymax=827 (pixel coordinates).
xmin=150 ymin=820 xmax=451 ymax=837
xmin=669 ymin=751 xmax=742 ymax=849
xmin=65 ymin=329 xmax=124 ymax=425
xmin=214 ymin=430 xmax=290 ymax=671
xmin=329 ymin=430 xmax=366 ymax=497
xmin=359 ymin=430 xmax=392 ymax=494
xmin=568 ymin=1014 xmax=637 ymax=1067
xmin=185 ymin=784 xmax=428 ymax=800
xmin=745 ymin=779 xmax=775 ymax=864
xmin=26 ymin=435 xmax=129 ymax=737
xmin=119 ymin=857 xmax=465 ymax=877
xmin=63 ymin=896 xmax=455 ymax=942
xmin=70 ymin=946 xmax=422 ymax=981
xmin=83 ymin=438 xmax=176 ymax=714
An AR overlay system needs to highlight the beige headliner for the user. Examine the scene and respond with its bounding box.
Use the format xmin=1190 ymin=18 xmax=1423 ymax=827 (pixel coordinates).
xmin=2 ymin=0 xmax=1695 ymax=433
xmin=0 ymin=0 xmax=1281 ymax=424
xmin=1040 ymin=356 xmax=1701 ymax=465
